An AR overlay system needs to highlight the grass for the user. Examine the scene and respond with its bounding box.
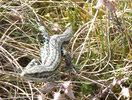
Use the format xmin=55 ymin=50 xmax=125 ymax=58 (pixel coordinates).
xmin=0 ymin=0 xmax=132 ymax=100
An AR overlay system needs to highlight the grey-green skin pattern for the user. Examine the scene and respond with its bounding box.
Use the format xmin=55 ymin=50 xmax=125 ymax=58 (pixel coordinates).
xmin=21 ymin=26 xmax=73 ymax=77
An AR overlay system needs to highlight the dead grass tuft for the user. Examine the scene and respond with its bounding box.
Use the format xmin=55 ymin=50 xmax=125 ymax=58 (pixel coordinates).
xmin=0 ymin=0 xmax=131 ymax=99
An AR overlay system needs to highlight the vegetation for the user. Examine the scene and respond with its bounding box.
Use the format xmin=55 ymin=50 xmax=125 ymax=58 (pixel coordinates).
xmin=0 ymin=0 xmax=131 ymax=100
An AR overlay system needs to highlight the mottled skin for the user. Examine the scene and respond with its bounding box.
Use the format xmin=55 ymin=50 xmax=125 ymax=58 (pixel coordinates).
xmin=21 ymin=26 xmax=73 ymax=78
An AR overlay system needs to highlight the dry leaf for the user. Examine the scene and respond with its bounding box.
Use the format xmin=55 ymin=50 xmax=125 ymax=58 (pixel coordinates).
xmin=62 ymin=81 xmax=72 ymax=89
xmin=9 ymin=14 xmax=22 ymax=21
xmin=102 ymin=0 xmax=116 ymax=12
xmin=121 ymin=87 xmax=130 ymax=98
xmin=41 ymin=83 xmax=57 ymax=93
xmin=96 ymin=0 xmax=116 ymax=12
xmin=96 ymin=0 xmax=116 ymax=18
xmin=37 ymin=94 xmax=46 ymax=100
xmin=62 ymin=81 xmax=75 ymax=100
xmin=54 ymin=92 xmax=63 ymax=100
xmin=64 ymin=89 xmax=75 ymax=100
xmin=51 ymin=23 xmax=60 ymax=32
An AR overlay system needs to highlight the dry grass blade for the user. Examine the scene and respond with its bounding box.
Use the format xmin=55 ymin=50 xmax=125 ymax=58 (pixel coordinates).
xmin=75 ymin=9 xmax=99 ymax=65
